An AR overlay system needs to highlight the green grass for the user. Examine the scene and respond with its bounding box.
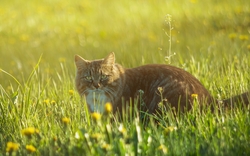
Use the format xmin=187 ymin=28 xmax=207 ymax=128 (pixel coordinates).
xmin=0 ymin=0 xmax=250 ymax=155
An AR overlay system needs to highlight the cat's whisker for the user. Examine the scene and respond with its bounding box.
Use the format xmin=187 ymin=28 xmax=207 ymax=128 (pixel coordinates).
xmin=80 ymin=90 xmax=88 ymax=97
xmin=103 ymin=88 xmax=115 ymax=101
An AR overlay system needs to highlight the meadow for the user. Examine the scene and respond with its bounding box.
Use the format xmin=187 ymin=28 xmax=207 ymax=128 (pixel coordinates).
xmin=0 ymin=0 xmax=250 ymax=155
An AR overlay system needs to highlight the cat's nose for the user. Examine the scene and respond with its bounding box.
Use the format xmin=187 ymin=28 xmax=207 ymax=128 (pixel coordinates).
xmin=93 ymin=82 xmax=100 ymax=89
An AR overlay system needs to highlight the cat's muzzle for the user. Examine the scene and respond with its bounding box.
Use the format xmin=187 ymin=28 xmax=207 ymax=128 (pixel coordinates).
xmin=85 ymin=89 xmax=112 ymax=113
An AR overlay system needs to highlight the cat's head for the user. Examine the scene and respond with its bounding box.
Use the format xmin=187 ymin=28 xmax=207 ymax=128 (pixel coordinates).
xmin=74 ymin=52 xmax=122 ymax=113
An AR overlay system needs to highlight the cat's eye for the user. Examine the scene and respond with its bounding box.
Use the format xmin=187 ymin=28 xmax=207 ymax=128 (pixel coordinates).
xmin=84 ymin=76 xmax=92 ymax=81
xmin=100 ymin=75 xmax=108 ymax=81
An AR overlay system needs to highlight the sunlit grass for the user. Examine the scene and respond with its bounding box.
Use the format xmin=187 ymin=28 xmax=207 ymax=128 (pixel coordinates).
xmin=0 ymin=0 xmax=249 ymax=155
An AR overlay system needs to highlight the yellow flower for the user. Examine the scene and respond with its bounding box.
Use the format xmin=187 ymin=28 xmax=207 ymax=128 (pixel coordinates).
xmin=69 ymin=90 xmax=74 ymax=96
xmin=62 ymin=117 xmax=70 ymax=124
xmin=158 ymin=144 xmax=168 ymax=153
xmin=51 ymin=100 xmax=56 ymax=104
xmin=164 ymin=126 xmax=177 ymax=134
xmin=191 ymin=94 xmax=198 ymax=99
xmin=247 ymin=45 xmax=250 ymax=51
xmin=101 ymin=143 xmax=110 ymax=151
xmin=228 ymin=33 xmax=237 ymax=40
xmin=43 ymin=99 xmax=50 ymax=104
xmin=239 ymin=35 xmax=249 ymax=41
xmin=91 ymin=112 xmax=101 ymax=121
xmin=105 ymin=102 xmax=112 ymax=113
xmin=21 ymin=127 xmax=39 ymax=137
xmin=91 ymin=133 xmax=102 ymax=140
xmin=6 ymin=142 xmax=19 ymax=152
xmin=26 ymin=145 xmax=36 ymax=153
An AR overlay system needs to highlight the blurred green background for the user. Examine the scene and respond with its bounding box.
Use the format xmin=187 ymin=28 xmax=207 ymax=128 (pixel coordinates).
xmin=0 ymin=0 xmax=249 ymax=90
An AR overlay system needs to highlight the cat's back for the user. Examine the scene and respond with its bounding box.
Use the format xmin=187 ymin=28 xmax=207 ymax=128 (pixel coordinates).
xmin=131 ymin=64 xmax=210 ymax=94
xmin=124 ymin=64 xmax=212 ymax=112
xmin=127 ymin=64 xmax=201 ymax=82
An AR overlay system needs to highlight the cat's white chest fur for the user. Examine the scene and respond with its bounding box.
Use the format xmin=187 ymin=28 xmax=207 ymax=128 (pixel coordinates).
xmin=85 ymin=89 xmax=111 ymax=113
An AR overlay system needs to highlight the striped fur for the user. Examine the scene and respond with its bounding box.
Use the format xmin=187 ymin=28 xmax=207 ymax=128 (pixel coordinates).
xmin=75 ymin=52 xmax=249 ymax=114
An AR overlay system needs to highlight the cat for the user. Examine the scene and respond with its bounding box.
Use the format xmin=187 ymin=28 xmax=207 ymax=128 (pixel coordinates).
xmin=74 ymin=52 xmax=249 ymax=114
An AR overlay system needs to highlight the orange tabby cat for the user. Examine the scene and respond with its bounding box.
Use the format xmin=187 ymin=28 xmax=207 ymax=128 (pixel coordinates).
xmin=75 ymin=52 xmax=249 ymax=114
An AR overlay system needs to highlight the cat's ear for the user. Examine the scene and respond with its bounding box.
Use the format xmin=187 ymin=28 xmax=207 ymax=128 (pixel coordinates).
xmin=75 ymin=55 xmax=89 ymax=70
xmin=103 ymin=52 xmax=115 ymax=66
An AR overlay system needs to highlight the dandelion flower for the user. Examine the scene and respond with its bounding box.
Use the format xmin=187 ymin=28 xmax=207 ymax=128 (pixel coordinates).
xmin=91 ymin=133 xmax=102 ymax=140
xmin=164 ymin=126 xmax=177 ymax=134
xmin=6 ymin=142 xmax=19 ymax=152
xmin=101 ymin=143 xmax=110 ymax=151
xmin=91 ymin=112 xmax=101 ymax=121
xmin=26 ymin=145 xmax=36 ymax=153
xmin=228 ymin=33 xmax=237 ymax=40
xmin=62 ymin=117 xmax=70 ymax=124
xmin=105 ymin=102 xmax=112 ymax=113
xmin=21 ymin=127 xmax=39 ymax=137
xmin=191 ymin=94 xmax=198 ymax=99
xmin=158 ymin=144 xmax=164 ymax=150
xmin=158 ymin=144 xmax=168 ymax=154
xmin=69 ymin=90 xmax=74 ymax=96
xmin=239 ymin=35 xmax=249 ymax=41
xmin=43 ymin=99 xmax=50 ymax=104
xmin=247 ymin=45 xmax=250 ymax=51
xmin=51 ymin=100 xmax=56 ymax=104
